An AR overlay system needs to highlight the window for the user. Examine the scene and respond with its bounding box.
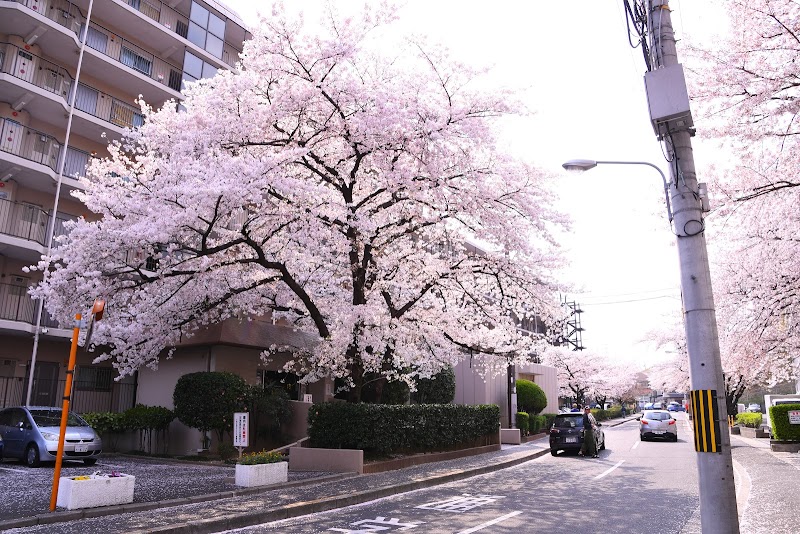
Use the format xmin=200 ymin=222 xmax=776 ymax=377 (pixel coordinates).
xmin=182 ymin=51 xmax=220 ymax=90
xmin=75 ymin=366 xmax=113 ymax=392
xmin=554 ymin=415 xmax=584 ymax=428
xmin=121 ymin=47 xmax=152 ymax=75
xmin=258 ymin=370 xmax=299 ymax=399
xmin=186 ymin=1 xmax=225 ymax=58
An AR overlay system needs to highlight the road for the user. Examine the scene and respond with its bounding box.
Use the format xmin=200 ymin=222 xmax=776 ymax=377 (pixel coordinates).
xmin=229 ymin=414 xmax=701 ymax=534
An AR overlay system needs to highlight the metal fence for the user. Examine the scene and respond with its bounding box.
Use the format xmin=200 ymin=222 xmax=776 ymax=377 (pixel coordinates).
xmin=0 ymin=376 xmax=137 ymax=414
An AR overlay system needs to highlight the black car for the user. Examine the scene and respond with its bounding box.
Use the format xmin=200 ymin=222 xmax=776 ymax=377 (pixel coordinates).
xmin=549 ymin=412 xmax=605 ymax=456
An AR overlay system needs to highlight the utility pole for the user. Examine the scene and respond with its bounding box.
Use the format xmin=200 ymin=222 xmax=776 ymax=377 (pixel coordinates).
xmin=641 ymin=1 xmax=740 ymax=531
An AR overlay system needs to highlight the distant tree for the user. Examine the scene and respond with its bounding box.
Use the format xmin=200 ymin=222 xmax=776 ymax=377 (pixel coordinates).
xmin=516 ymin=379 xmax=547 ymax=414
xmin=173 ymin=372 xmax=249 ymax=447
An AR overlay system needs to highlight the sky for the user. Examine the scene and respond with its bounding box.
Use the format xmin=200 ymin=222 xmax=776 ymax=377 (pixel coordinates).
xmin=221 ymin=0 xmax=724 ymax=368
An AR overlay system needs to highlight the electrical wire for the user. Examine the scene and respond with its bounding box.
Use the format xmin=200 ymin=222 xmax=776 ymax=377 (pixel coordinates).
xmin=580 ymin=294 xmax=681 ymax=306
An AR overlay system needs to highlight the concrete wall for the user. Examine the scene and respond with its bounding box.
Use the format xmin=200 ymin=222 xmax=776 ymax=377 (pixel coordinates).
xmin=517 ymin=362 xmax=560 ymax=414
xmin=135 ymin=348 xmax=210 ymax=455
xmin=454 ymin=358 xmax=560 ymax=428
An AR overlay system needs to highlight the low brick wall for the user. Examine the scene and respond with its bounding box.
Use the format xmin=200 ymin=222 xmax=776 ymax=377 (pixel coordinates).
xmin=770 ymin=440 xmax=800 ymax=453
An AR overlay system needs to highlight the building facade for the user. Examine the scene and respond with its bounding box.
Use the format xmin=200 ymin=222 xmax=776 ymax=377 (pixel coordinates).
xmin=0 ymin=0 xmax=250 ymax=419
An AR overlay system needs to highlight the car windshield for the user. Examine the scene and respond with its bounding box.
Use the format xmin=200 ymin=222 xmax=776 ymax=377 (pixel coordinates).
xmin=554 ymin=415 xmax=584 ymax=428
xmin=644 ymin=412 xmax=671 ymax=421
xmin=29 ymin=409 xmax=88 ymax=427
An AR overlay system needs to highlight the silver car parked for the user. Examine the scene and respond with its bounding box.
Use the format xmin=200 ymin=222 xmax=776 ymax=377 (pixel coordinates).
xmin=639 ymin=410 xmax=678 ymax=441
xmin=0 ymin=406 xmax=102 ymax=467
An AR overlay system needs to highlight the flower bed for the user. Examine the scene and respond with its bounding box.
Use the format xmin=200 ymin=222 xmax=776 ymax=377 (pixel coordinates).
xmin=235 ymin=450 xmax=288 ymax=487
xmin=56 ymin=473 xmax=135 ymax=510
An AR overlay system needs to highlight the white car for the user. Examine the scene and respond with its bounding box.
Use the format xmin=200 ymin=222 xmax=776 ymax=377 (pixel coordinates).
xmin=639 ymin=410 xmax=678 ymax=441
xmin=747 ymin=403 xmax=762 ymax=413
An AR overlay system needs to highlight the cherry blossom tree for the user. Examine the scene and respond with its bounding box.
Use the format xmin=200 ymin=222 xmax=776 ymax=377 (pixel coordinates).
xmin=683 ymin=1 xmax=800 ymax=404
xmin=541 ymin=347 xmax=603 ymax=408
xmin=30 ymin=3 xmax=565 ymax=401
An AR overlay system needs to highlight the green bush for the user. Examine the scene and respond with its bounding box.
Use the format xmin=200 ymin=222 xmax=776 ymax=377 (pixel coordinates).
xmin=308 ymin=403 xmax=500 ymax=454
xmin=542 ymin=413 xmax=558 ymax=431
xmin=516 ymin=412 xmax=529 ymax=435
xmin=217 ymin=443 xmax=238 ymax=461
xmin=173 ymin=372 xmax=250 ymax=445
xmin=413 ymin=367 xmax=456 ymax=404
xmin=516 ymin=380 xmax=547 ymax=415
xmin=531 ymin=414 xmax=547 ymax=433
xmin=239 ymin=450 xmax=286 ymax=465
xmin=81 ymin=412 xmax=127 ymax=435
xmin=123 ymin=404 xmax=175 ymax=454
xmin=769 ymin=404 xmax=800 ymax=441
xmin=248 ymin=385 xmax=291 ymax=444
xmin=735 ymin=412 xmax=762 ymax=428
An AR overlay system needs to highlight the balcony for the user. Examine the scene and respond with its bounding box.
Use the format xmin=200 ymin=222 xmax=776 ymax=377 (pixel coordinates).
xmin=0 ymin=281 xmax=62 ymax=329
xmin=82 ymin=21 xmax=183 ymax=93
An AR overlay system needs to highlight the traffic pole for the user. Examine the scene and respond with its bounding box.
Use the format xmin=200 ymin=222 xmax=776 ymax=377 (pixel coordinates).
xmin=646 ymin=1 xmax=740 ymax=532
xmin=49 ymin=313 xmax=82 ymax=512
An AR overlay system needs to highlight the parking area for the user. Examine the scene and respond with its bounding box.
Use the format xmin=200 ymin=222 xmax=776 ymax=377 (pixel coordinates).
xmin=0 ymin=455 xmax=326 ymax=522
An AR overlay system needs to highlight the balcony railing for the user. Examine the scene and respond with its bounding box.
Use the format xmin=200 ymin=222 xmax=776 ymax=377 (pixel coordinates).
xmin=0 ymin=42 xmax=73 ymax=99
xmin=1 ymin=42 xmax=146 ymax=131
xmin=122 ymin=0 xmax=240 ymax=68
xmin=10 ymin=0 xmax=86 ymax=38
xmin=83 ymin=21 xmax=183 ymax=91
xmin=10 ymin=0 xmax=184 ymax=91
xmin=0 ymin=196 xmax=76 ymax=245
xmin=0 ymin=117 xmax=94 ymax=179
xmin=0 ymin=116 xmax=61 ymax=171
xmin=0 ymin=281 xmax=62 ymax=328
xmin=0 ymin=376 xmax=137 ymax=413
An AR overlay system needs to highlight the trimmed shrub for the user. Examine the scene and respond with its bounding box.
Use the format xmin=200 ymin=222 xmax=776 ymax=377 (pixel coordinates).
xmin=516 ymin=380 xmax=547 ymax=415
xmin=413 ymin=367 xmax=456 ymax=404
xmin=735 ymin=412 xmax=762 ymax=428
xmin=173 ymin=372 xmax=250 ymax=446
xmin=530 ymin=414 xmax=547 ymax=433
xmin=81 ymin=411 xmax=128 ymax=451
xmin=516 ymin=412 xmax=530 ymax=435
xmin=248 ymin=385 xmax=291 ymax=445
xmin=769 ymin=404 xmax=800 ymax=441
xmin=308 ymin=403 xmax=500 ymax=454
xmin=542 ymin=413 xmax=558 ymax=431
xmin=123 ymin=404 xmax=175 ymax=454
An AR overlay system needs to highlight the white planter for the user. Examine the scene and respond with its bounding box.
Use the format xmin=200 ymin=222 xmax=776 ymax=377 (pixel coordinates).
xmin=56 ymin=474 xmax=135 ymax=510
xmin=235 ymin=461 xmax=288 ymax=487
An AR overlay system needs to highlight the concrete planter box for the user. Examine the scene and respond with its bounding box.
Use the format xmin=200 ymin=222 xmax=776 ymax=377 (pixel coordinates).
xmin=290 ymin=447 xmax=363 ymax=474
xmin=501 ymin=429 xmax=522 ymax=444
xmin=770 ymin=440 xmax=800 ymax=453
xmin=730 ymin=426 xmax=741 ymax=435
xmin=740 ymin=426 xmax=770 ymax=438
xmin=56 ymin=474 xmax=135 ymax=510
xmin=235 ymin=461 xmax=288 ymax=487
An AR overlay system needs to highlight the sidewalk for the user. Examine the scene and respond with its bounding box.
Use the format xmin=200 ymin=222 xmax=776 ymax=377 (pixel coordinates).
xmin=0 ymin=416 xmax=638 ymax=534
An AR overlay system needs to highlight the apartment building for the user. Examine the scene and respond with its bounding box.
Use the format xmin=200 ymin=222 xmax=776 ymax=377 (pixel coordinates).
xmin=0 ymin=0 xmax=250 ymax=419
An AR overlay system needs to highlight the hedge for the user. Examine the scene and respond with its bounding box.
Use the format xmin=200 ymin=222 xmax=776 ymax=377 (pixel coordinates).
xmin=590 ymin=406 xmax=623 ymax=421
xmin=516 ymin=412 xmax=530 ymax=435
xmin=542 ymin=413 xmax=558 ymax=431
xmin=769 ymin=403 xmax=800 ymax=441
xmin=530 ymin=414 xmax=547 ymax=433
xmin=308 ymin=403 xmax=500 ymax=454
xmin=735 ymin=412 xmax=762 ymax=428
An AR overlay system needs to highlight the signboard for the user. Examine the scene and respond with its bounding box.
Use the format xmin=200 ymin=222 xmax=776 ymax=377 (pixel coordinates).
xmin=233 ymin=412 xmax=249 ymax=447
xmin=789 ymin=410 xmax=800 ymax=425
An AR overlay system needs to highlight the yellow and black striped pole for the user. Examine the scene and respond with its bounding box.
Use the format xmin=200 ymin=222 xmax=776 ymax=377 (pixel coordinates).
xmin=690 ymin=389 xmax=721 ymax=453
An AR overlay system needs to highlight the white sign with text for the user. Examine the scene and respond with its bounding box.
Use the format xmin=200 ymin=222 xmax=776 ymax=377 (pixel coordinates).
xmin=233 ymin=412 xmax=249 ymax=447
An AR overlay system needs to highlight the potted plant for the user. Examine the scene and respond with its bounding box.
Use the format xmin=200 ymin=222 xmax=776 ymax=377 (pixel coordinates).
xmin=235 ymin=450 xmax=288 ymax=487
xmin=56 ymin=471 xmax=135 ymax=510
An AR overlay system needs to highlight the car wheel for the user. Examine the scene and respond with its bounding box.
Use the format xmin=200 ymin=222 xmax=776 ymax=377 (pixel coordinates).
xmin=640 ymin=435 xmax=646 ymax=441
xmin=599 ymin=439 xmax=606 ymax=451
xmin=25 ymin=444 xmax=40 ymax=468
xmin=550 ymin=449 xmax=558 ymax=456
xmin=83 ymin=458 xmax=98 ymax=466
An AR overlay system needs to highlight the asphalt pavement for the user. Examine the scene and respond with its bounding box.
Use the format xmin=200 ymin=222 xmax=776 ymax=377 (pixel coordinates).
xmin=1 ymin=415 xmax=796 ymax=533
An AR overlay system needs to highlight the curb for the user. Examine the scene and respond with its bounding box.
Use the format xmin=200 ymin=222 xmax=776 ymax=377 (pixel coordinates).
xmin=126 ymin=447 xmax=552 ymax=534
xmin=0 ymin=473 xmax=353 ymax=532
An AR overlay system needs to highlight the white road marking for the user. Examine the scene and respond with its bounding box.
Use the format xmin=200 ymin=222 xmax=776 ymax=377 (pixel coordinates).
xmin=0 ymin=466 xmax=28 ymax=473
xmin=593 ymin=460 xmax=625 ymax=480
xmin=455 ymin=511 xmax=523 ymax=533
xmin=631 ymin=440 xmax=640 ymax=450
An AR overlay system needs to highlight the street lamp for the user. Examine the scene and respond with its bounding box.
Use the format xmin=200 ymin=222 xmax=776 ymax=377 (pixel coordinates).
xmin=563 ymin=157 xmax=738 ymax=532
xmin=561 ymin=159 xmax=672 ymax=222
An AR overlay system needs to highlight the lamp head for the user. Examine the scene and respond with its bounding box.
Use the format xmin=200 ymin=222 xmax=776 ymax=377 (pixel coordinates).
xmin=561 ymin=159 xmax=598 ymax=172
